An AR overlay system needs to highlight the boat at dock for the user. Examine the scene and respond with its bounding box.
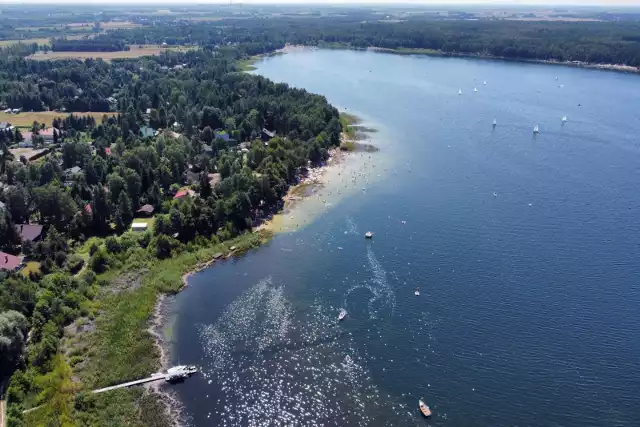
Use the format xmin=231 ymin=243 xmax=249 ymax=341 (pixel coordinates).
xmin=419 ymin=399 xmax=432 ymax=417
xmin=165 ymin=365 xmax=198 ymax=382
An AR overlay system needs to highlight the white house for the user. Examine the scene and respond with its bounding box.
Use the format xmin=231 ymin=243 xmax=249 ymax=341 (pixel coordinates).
xmin=131 ymin=222 xmax=148 ymax=231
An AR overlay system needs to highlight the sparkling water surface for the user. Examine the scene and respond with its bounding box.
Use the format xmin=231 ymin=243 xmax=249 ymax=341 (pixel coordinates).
xmin=170 ymin=50 xmax=640 ymax=427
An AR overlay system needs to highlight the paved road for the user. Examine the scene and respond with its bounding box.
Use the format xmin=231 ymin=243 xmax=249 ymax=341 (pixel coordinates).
xmin=92 ymin=373 xmax=165 ymax=394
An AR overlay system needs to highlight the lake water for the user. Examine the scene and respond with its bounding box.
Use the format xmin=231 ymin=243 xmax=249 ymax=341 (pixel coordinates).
xmin=170 ymin=49 xmax=640 ymax=427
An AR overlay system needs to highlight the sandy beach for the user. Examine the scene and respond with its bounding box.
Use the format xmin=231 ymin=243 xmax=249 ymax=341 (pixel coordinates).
xmin=147 ymin=108 xmax=381 ymax=425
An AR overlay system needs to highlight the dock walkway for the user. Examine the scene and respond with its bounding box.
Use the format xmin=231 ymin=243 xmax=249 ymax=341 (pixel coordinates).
xmin=92 ymin=373 xmax=165 ymax=394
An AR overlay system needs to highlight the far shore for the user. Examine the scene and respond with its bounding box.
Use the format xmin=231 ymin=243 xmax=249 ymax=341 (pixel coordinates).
xmin=273 ymin=43 xmax=640 ymax=75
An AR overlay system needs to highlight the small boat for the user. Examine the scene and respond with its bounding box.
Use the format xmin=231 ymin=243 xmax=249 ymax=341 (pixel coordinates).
xmin=473 ymin=87 xmax=478 ymax=92
xmin=365 ymin=231 xmax=373 ymax=239
xmin=414 ymin=287 xmax=420 ymax=296
xmin=483 ymin=80 xmax=487 ymax=85
xmin=338 ymin=309 xmax=347 ymax=321
xmin=562 ymin=116 xmax=568 ymax=124
xmin=419 ymin=400 xmax=432 ymax=417
xmin=533 ymin=124 xmax=540 ymax=134
xmin=492 ymin=118 xmax=497 ymax=128
xmin=458 ymin=89 xmax=462 ymax=95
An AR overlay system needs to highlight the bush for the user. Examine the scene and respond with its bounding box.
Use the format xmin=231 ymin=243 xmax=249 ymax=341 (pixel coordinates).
xmin=89 ymin=249 xmax=110 ymax=273
xmin=149 ymin=235 xmax=179 ymax=259
xmin=54 ymin=251 xmax=67 ymax=268
xmin=66 ymin=254 xmax=85 ymax=274
xmin=88 ymin=242 xmax=99 ymax=256
xmin=104 ymin=236 xmax=121 ymax=254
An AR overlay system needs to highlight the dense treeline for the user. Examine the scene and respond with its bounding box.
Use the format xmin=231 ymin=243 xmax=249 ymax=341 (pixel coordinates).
xmin=0 ymin=47 xmax=340 ymax=426
xmin=51 ymin=38 xmax=128 ymax=52
xmin=105 ymin=18 xmax=640 ymax=66
xmin=0 ymin=56 xmax=129 ymax=111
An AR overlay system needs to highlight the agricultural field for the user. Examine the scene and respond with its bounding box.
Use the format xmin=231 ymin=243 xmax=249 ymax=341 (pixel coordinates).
xmin=0 ymin=38 xmax=50 ymax=47
xmin=0 ymin=111 xmax=118 ymax=127
xmin=27 ymin=44 xmax=194 ymax=61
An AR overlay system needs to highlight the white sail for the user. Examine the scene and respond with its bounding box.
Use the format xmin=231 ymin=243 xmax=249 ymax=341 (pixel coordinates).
xmin=483 ymin=81 xmax=487 ymax=85
xmin=458 ymin=89 xmax=462 ymax=95
xmin=474 ymin=87 xmax=478 ymax=92
xmin=533 ymin=124 xmax=539 ymax=133
xmin=562 ymin=116 xmax=568 ymax=122
xmin=493 ymin=118 xmax=497 ymax=126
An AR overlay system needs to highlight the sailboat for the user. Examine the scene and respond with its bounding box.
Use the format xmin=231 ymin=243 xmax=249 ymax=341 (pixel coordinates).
xmin=562 ymin=116 xmax=568 ymax=124
xmin=533 ymin=124 xmax=540 ymax=134
xmin=483 ymin=80 xmax=487 ymax=85
xmin=458 ymin=89 xmax=462 ymax=95
xmin=492 ymin=118 xmax=497 ymax=128
xmin=473 ymin=87 xmax=478 ymax=93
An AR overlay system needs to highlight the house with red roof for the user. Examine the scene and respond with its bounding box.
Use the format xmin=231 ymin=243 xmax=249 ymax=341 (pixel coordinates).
xmin=0 ymin=252 xmax=23 ymax=272
xmin=173 ymin=189 xmax=195 ymax=199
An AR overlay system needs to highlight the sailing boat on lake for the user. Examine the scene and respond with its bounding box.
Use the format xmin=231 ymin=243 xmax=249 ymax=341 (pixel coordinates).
xmin=458 ymin=89 xmax=462 ymax=95
xmin=562 ymin=116 xmax=568 ymax=124
xmin=533 ymin=124 xmax=540 ymax=134
xmin=492 ymin=118 xmax=497 ymax=128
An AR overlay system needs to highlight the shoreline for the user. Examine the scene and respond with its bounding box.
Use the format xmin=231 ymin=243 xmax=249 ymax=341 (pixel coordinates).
xmin=274 ymin=43 xmax=640 ymax=75
xmin=148 ymin=120 xmax=373 ymax=425
xmin=367 ymin=46 xmax=640 ymax=74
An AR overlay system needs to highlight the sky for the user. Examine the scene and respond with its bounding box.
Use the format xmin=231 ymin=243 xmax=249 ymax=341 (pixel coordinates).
xmin=2 ymin=0 xmax=640 ymax=5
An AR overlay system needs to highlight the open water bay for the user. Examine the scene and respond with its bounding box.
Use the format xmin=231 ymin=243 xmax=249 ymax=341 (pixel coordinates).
xmin=170 ymin=49 xmax=640 ymax=427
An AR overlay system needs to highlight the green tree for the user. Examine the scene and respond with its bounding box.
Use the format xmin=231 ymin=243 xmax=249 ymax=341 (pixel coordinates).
xmin=0 ymin=310 xmax=28 ymax=379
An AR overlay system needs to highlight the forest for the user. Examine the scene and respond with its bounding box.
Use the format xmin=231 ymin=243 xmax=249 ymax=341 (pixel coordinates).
xmin=0 ymin=47 xmax=339 ymax=426
xmin=99 ymin=18 xmax=640 ymax=66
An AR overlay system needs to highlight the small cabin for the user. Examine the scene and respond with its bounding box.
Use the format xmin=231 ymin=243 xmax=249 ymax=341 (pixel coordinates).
xmin=131 ymin=222 xmax=148 ymax=232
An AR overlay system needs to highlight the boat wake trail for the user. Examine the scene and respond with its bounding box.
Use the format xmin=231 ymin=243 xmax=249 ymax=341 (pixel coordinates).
xmin=345 ymin=247 xmax=396 ymax=319
xmin=345 ymin=216 xmax=359 ymax=235
xmin=197 ymin=277 xmax=409 ymax=426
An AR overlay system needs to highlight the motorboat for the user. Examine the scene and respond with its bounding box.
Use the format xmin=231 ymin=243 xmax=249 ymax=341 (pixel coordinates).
xmin=414 ymin=287 xmax=420 ymax=296
xmin=365 ymin=231 xmax=373 ymax=239
xmin=338 ymin=309 xmax=347 ymax=321
xmin=419 ymin=400 xmax=432 ymax=417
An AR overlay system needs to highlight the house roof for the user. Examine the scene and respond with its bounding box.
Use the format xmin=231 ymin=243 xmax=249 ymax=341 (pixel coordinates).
xmin=140 ymin=127 xmax=155 ymax=138
xmin=16 ymin=223 xmax=43 ymax=242
xmin=85 ymin=204 xmax=92 ymax=214
xmin=65 ymin=166 xmax=82 ymax=174
xmin=262 ymin=128 xmax=276 ymax=138
xmin=214 ymin=131 xmax=230 ymax=142
xmin=104 ymin=147 xmax=112 ymax=156
xmin=0 ymin=252 xmax=23 ymax=271
xmin=174 ymin=189 xmax=189 ymax=199
xmin=137 ymin=204 xmax=155 ymax=214
xmin=174 ymin=189 xmax=195 ymax=199
xmin=39 ymin=128 xmax=59 ymax=138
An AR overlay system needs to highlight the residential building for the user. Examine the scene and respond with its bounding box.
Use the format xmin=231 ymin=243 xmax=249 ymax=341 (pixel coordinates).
xmin=64 ymin=166 xmax=83 ymax=180
xmin=0 ymin=252 xmax=23 ymax=272
xmin=140 ymin=126 xmax=155 ymax=138
xmin=136 ymin=204 xmax=155 ymax=216
xmin=16 ymin=223 xmax=44 ymax=242
xmin=262 ymin=128 xmax=276 ymax=141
